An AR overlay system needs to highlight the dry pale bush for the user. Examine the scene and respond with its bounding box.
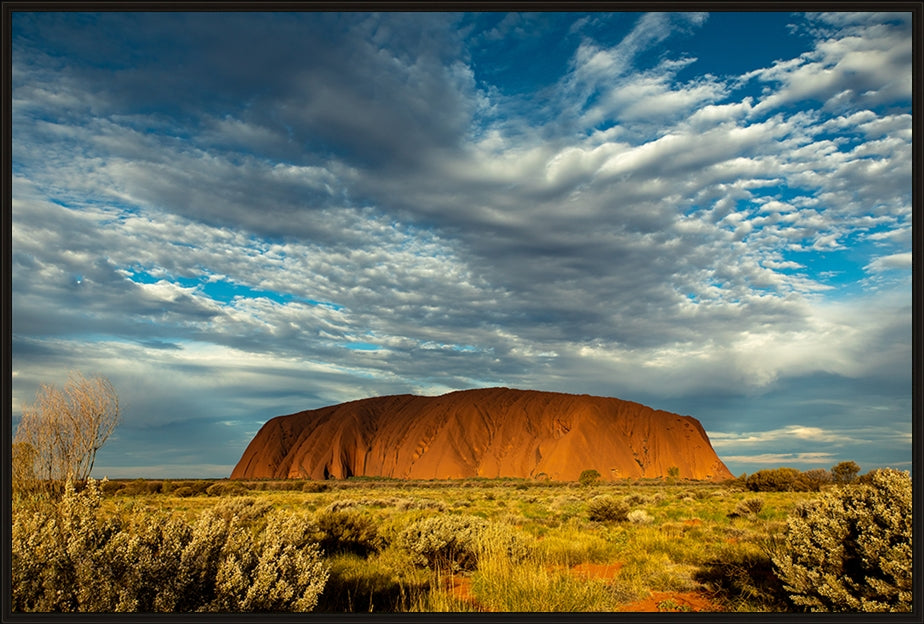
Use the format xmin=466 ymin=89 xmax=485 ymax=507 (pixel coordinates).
xmin=771 ymin=468 xmax=912 ymax=612
xmin=11 ymin=480 xmax=329 ymax=612
xmin=14 ymin=374 xmax=120 ymax=492
xmin=627 ymin=509 xmax=654 ymax=524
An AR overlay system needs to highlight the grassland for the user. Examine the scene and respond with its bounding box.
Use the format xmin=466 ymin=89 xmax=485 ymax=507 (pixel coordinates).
xmin=82 ymin=476 xmax=810 ymax=613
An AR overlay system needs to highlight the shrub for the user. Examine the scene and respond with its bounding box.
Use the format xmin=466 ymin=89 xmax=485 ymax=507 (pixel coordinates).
xmin=793 ymin=469 xmax=830 ymax=492
xmin=211 ymin=512 xmax=329 ymax=612
xmin=115 ymin=479 xmax=165 ymax=496
xmin=627 ymin=509 xmax=654 ymax=524
xmin=729 ymin=497 xmax=763 ymax=518
xmin=11 ymin=479 xmax=329 ymax=612
xmin=578 ymin=469 xmax=601 ymax=486
xmin=172 ymin=480 xmax=212 ymax=495
xmin=208 ymin=496 xmax=273 ymax=524
xmin=395 ymin=514 xmax=526 ymax=573
xmin=315 ymin=508 xmax=382 ymax=556
xmin=771 ymin=468 xmax=911 ymax=612
xmin=397 ymin=514 xmax=487 ymax=572
xmin=725 ymin=473 xmax=748 ymax=490
xmin=624 ymin=493 xmax=649 ymax=506
xmin=395 ymin=497 xmax=447 ymax=512
xmin=100 ymin=479 xmax=124 ymax=495
xmin=205 ymin=481 xmax=249 ymax=497
xmin=586 ymin=495 xmax=629 ymax=523
xmin=746 ymin=467 xmax=803 ymax=492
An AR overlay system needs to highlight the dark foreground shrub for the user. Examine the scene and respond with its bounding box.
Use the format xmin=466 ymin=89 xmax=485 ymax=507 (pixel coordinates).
xmin=771 ymin=468 xmax=911 ymax=612
xmin=11 ymin=479 xmax=329 ymax=612
xmin=694 ymin=544 xmax=789 ymax=611
xmin=315 ymin=507 xmax=383 ymax=556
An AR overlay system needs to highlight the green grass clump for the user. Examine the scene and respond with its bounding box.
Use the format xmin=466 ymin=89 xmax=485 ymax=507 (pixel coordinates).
xmin=471 ymin=554 xmax=618 ymax=611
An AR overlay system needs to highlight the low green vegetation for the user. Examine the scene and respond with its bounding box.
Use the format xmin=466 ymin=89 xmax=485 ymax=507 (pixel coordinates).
xmin=11 ymin=466 xmax=911 ymax=614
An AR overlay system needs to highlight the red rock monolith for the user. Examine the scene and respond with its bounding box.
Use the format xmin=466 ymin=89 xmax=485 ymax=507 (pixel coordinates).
xmin=230 ymin=387 xmax=733 ymax=481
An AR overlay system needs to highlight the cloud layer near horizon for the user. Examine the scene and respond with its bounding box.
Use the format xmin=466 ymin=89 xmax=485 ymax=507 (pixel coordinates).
xmin=11 ymin=11 xmax=913 ymax=478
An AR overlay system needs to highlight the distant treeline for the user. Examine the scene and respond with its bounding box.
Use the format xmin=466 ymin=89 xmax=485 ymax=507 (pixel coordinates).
xmin=731 ymin=461 xmax=864 ymax=492
xmin=98 ymin=462 xmax=867 ymax=497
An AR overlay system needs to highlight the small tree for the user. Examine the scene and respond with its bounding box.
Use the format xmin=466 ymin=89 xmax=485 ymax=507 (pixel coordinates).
xmin=830 ymin=461 xmax=860 ymax=485
xmin=13 ymin=373 xmax=120 ymax=494
xmin=666 ymin=465 xmax=680 ymax=484
xmin=794 ymin=468 xmax=831 ymax=492
xmin=578 ymin=469 xmax=601 ymax=486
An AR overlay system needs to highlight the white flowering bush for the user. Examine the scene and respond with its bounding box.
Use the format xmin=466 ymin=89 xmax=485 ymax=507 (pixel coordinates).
xmin=771 ymin=468 xmax=911 ymax=612
xmin=11 ymin=479 xmax=329 ymax=612
xmin=210 ymin=512 xmax=329 ymax=612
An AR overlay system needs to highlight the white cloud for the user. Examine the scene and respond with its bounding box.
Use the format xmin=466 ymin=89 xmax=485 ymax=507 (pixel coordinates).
xmin=719 ymin=453 xmax=836 ymax=465
xmin=709 ymin=425 xmax=851 ymax=447
xmin=865 ymin=252 xmax=912 ymax=273
xmin=748 ymin=13 xmax=911 ymax=115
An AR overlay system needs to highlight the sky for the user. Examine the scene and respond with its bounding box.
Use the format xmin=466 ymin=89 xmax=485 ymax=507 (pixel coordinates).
xmin=9 ymin=10 xmax=915 ymax=479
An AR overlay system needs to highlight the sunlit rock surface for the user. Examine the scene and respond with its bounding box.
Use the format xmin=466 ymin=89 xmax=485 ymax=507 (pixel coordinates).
xmin=230 ymin=387 xmax=733 ymax=482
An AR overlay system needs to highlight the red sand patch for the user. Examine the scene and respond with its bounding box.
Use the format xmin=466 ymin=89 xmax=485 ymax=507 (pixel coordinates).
xmin=619 ymin=591 xmax=723 ymax=612
xmin=448 ymin=575 xmax=489 ymax=611
xmin=570 ymin=562 xmax=624 ymax=580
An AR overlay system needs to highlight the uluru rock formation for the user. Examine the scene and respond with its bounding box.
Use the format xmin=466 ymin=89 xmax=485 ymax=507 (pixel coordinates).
xmin=230 ymin=387 xmax=733 ymax=482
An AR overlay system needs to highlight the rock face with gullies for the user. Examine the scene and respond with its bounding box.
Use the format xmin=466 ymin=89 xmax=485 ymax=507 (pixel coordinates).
xmin=230 ymin=387 xmax=733 ymax=482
